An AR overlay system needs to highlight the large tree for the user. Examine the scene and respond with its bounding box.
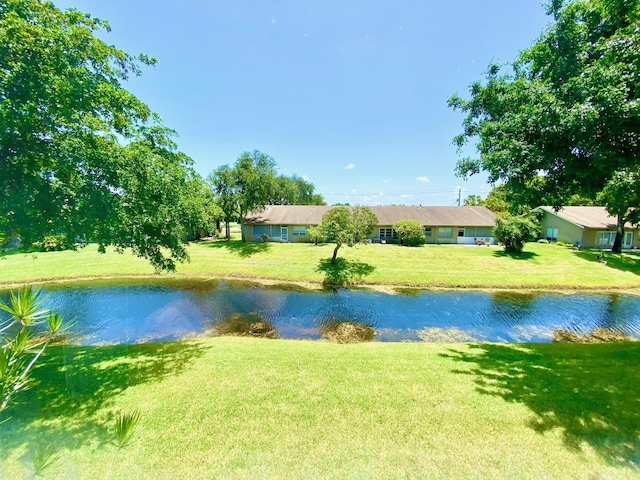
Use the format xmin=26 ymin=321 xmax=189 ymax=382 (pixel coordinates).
xmin=208 ymin=150 xmax=277 ymax=241
xmin=1 ymin=0 xmax=202 ymax=270
xmin=449 ymin=0 xmax=640 ymax=249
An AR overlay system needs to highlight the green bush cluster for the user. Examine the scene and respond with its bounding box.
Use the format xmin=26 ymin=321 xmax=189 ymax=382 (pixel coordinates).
xmin=40 ymin=235 xmax=72 ymax=252
xmin=392 ymin=220 xmax=426 ymax=246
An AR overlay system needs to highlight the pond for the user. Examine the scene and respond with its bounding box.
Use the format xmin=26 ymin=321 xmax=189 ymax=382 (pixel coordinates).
xmin=5 ymin=280 xmax=640 ymax=344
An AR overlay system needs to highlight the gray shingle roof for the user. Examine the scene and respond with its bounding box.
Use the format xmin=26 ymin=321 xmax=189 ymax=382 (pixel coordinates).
xmin=539 ymin=206 xmax=633 ymax=229
xmin=245 ymin=205 xmax=497 ymax=226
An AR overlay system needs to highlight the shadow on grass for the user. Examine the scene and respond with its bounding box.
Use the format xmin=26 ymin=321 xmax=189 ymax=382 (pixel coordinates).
xmin=492 ymin=250 xmax=538 ymax=260
xmin=199 ymin=239 xmax=271 ymax=258
xmin=574 ymin=249 xmax=640 ymax=276
xmin=0 ymin=340 xmax=208 ymax=457
xmin=317 ymin=258 xmax=375 ymax=287
xmin=441 ymin=342 xmax=640 ymax=467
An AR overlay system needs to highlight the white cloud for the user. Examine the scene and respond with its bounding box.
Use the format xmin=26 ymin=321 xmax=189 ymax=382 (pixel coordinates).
xmin=416 ymin=176 xmax=430 ymax=183
xmin=345 ymin=163 xmax=355 ymax=170
xmin=383 ymin=179 xmax=391 ymax=184
xmin=351 ymin=189 xmax=357 ymax=194
xmin=401 ymin=194 xmax=414 ymax=199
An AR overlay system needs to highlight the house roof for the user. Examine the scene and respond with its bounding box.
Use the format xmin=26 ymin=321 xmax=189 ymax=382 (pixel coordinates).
xmin=539 ymin=206 xmax=634 ymax=229
xmin=245 ymin=205 xmax=497 ymax=227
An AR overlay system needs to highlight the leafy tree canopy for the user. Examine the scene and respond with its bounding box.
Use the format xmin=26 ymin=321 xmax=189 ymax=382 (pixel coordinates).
xmin=209 ymin=151 xmax=325 ymax=239
xmin=318 ymin=206 xmax=378 ymax=263
xmin=1 ymin=0 xmax=207 ymax=270
xmin=449 ymin=0 xmax=640 ymax=209
xmin=597 ymin=169 xmax=640 ymax=252
xmin=208 ymin=150 xmax=277 ymax=240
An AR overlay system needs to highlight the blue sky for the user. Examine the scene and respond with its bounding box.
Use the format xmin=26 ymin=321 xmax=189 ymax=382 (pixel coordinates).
xmin=53 ymin=0 xmax=550 ymax=206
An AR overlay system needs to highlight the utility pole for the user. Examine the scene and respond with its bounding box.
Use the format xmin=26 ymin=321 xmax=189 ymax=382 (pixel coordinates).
xmin=457 ymin=187 xmax=461 ymax=206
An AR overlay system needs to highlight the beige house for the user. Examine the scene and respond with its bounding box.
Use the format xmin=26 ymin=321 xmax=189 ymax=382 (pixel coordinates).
xmin=243 ymin=205 xmax=498 ymax=245
xmin=538 ymin=206 xmax=640 ymax=249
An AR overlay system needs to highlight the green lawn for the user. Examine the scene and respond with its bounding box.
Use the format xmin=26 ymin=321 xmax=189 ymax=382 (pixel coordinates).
xmin=1 ymin=338 xmax=638 ymax=479
xmin=1 ymin=240 xmax=639 ymax=291
xmin=2 ymin=240 xmax=639 ymax=478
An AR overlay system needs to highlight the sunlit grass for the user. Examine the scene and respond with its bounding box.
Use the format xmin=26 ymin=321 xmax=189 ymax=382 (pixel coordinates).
xmin=1 ymin=241 xmax=639 ymax=291
xmin=0 ymin=338 xmax=638 ymax=479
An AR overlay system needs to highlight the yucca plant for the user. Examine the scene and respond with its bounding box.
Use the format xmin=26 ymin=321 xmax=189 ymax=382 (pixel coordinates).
xmin=32 ymin=441 xmax=62 ymax=478
xmin=0 ymin=286 xmax=51 ymax=418
xmin=105 ymin=410 xmax=141 ymax=480
xmin=0 ymin=285 xmax=50 ymax=328
xmin=45 ymin=311 xmax=74 ymax=341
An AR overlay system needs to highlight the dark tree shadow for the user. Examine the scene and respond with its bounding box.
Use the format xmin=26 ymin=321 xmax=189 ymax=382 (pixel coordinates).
xmin=492 ymin=250 xmax=539 ymax=260
xmin=574 ymin=249 xmax=640 ymax=276
xmin=317 ymin=258 xmax=376 ymax=287
xmin=199 ymin=239 xmax=271 ymax=258
xmin=0 ymin=340 xmax=208 ymax=457
xmin=441 ymin=342 xmax=640 ymax=467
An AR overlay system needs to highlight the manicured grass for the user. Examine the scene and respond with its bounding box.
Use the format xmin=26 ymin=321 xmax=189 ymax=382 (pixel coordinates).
xmin=1 ymin=240 xmax=639 ymax=291
xmin=1 ymin=338 xmax=638 ymax=479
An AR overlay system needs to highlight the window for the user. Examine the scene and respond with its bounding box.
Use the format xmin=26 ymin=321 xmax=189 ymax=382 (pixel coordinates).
xmin=379 ymin=228 xmax=397 ymax=239
xmin=292 ymin=226 xmax=306 ymax=236
xmin=457 ymin=228 xmax=465 ymax=237
xmin=438 ymin=227 xmax=452 ymax=238
xmin=424 ymin=227 xmax=432 ymax=237
xmin=546 ymin=228 xmax=558 ymax=241
xmin=596 ymin=231 xmax=616 ymax=246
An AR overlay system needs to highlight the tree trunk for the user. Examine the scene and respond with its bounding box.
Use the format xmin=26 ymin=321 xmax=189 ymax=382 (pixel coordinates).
xmin=225 ymin=220 xmax=230 ymax=240
xmin=331 ymin=244 xmax=340 ymax=264
xmin=239 ymin=209 xmax=245 ymax=242
xmin=611 ymin=215 xmax=624 ymax=253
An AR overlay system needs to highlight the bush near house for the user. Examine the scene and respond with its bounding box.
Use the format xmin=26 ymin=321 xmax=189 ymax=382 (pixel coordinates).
xmin=493 ymin=215 xmax=540 ymax=253
xmin=392 ymin=220 xmax=427 ymax=246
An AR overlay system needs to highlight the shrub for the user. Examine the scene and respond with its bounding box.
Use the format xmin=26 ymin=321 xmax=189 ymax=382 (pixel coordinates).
xmin=41 ymin=235 xmax=72 ymax=252
xmin=392 ymin=219 xmax=426 ymax=246
xmin=493 ymin=215 xmax=539 ymax=253
xmin=537 ymin=238 xmax=549 ymax=244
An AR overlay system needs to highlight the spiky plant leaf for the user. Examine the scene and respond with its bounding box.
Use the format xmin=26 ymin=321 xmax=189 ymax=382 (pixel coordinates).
xmin=114 ymin=410 xmax=141 ymax=449
xmin=33 ymin=442 xmax=61 ymax=477
xmin=0 ymin=286 xmax=50 ymax=327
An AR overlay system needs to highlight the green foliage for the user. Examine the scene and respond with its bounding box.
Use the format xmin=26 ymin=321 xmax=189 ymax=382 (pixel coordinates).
xmin=208 ymin=150 xmax=278 ymax=240
xmin=32 ymin=442 xmax=62 ymax=477
xmin=41 ymin=235 xmax=73 ymax=252
xmin=463 ymin=194 xmax=484 ymax=206
xmin=449 ymin=0 xmax=640 ymax=209
xmin=106 ymin=410 xmax=141 ymax=480
xmin=392 ymin=220 xmax=426 ymax=246
xmin=350 ymin=206 xmax=379 ymax=243
xmin=305 ymin=225 xmax=323 ymax=244
xmin=0 ymin=0 xmax=204 ymax=271
xmin=493 ymin=215 xmax=540 ymax=254
xmin=0 ymin=286 xmax=50 ymax=414
xmin=318 ymin=207 xmax=378 ymax=263
xmin=270 ymin=174 xmax=320 ymax=205
xmin=597 ymin=169 xmax=640 ymax=252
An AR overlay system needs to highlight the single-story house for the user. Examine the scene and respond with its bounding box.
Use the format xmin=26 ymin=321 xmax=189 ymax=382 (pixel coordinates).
xmin=538 ymin=206 xmax=640 ymax=249
xmin=243 ymin=205 xmax=498 ymax=245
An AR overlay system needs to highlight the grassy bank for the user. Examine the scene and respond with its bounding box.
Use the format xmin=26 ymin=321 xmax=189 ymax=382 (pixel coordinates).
xmin=1 ymin=240 xmax=639 ymax=291
xmin=1 ymin=338 xmax=638 ymax=479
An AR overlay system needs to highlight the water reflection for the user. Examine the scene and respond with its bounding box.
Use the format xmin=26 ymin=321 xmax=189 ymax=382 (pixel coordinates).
xmin=2 ymin=281 xmax=639 ymax=345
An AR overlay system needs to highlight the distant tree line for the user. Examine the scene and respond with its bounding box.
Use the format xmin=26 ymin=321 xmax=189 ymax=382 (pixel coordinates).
xmin=207 ymin=150 xmax=325 ymax=240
